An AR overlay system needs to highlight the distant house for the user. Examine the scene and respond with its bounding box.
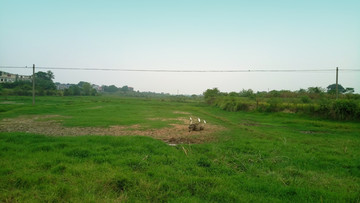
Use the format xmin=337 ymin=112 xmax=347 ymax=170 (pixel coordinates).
xmin=55 ymin=82 xmax=72 ymax=90
xmin=0 ymin=71 xmax=32 ymax=83
xmin=92 ymin=84 xmax=103 ymax=92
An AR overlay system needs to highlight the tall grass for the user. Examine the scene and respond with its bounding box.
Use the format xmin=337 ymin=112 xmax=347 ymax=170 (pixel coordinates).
xmin=210 ymin=96 xmax=360 ymax=120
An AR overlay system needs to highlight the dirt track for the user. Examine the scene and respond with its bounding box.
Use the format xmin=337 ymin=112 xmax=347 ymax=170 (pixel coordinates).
xmin=0 ymin=115 xmax=224 ymax=144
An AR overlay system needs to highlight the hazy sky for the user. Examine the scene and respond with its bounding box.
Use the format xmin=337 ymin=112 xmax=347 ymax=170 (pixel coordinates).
xmin=1 ymin=0 xmax=359 ymax=94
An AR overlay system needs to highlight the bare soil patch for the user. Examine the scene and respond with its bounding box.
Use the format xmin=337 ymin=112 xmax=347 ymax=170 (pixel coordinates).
xmin=0 ymin=101 xmax=24 ymax=104
xmin=0 ymin=115 xmax=225 ymax=144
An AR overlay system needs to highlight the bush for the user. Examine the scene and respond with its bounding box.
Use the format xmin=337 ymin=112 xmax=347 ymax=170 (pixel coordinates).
xmin=332 ymin=100 xmax=359 ymax=120
xmin=235 ymin=101 xmax=250 ymax=111
xmin=300 ymin=96 xmax=311 ymax=104
xmin=316 ymin=99 xmax=331 ymax=116
xmin=266 ymin=98 xmax=283 ymax=112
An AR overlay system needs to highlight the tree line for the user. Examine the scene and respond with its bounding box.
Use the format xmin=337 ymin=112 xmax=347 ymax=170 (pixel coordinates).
xmin=203 ymin=85 xmax=360 ymax=121
xmin=0 ymin=71 xmax=169 ymax=98
xmin=1 ymin=71 xmax=57 ymax=96
xmin=0 ymin=71 xmax=100 ymax=96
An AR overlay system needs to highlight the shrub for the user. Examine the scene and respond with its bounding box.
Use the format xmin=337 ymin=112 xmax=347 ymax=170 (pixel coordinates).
xmin=235 ymin=101 xmax=250 ymax=111
xmin=332 ymin=100 xmax=359 ymax=120
xmin=300 ymin=96 xmax=311 ymax=104
xmin=266 ymin=98 xmax=282 ymax=112
xmin=316 ymin=99 xmax=331 ymax=116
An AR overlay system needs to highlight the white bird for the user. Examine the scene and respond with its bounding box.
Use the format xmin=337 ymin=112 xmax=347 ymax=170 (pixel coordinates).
xmin=198 ymin=118 xmax=201 ymax=122
xmin=203 ymin=120 xmax=206 ymax=124
xmin=190 ymin=117 xmax=192 ymax=121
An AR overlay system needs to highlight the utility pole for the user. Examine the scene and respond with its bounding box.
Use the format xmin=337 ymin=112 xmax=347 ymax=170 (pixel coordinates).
xmin=32 ymin=64 xmax=35 ymax=105
xmin=336 ymin=67 xmax=338 ymax=100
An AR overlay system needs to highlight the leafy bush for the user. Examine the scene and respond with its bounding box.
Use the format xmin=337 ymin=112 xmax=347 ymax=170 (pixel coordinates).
xmin=300 ymin=96 xmax=311 ymax=104
xmin=332 ymin=100 xmax=359 ymax=120
xmin=266 ymin=98 xmax=283 ymax=112
xmin=235 ymin=101 xmax=251 ymax=111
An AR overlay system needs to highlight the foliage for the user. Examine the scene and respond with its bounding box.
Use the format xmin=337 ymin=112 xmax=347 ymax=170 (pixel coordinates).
xmin=0 ymin=71 xmax=56 ymax=96
xmin=239 ymin=89 xmax=254 ymax=97
xmin=327 ymin=83 xmax=345 ymax=94
xmin=103 ymin=85 xmax=118 ymax=93
xmin=332 ymin=99 xmax=359 ymax=120
xmin=203 ymin=87 xmax=360 ymax=121
xmin=300 ymin=96 xmax=311 ymax=104
xmin=307 ymin=87 xmax=325 ymax=94
xmin=203 ymin=88 xmax=220 ymax=104
xmin=35 ymin=71 xmax=56 ymax=91
xmin=345 ymin=87 xmax=355 ymax=94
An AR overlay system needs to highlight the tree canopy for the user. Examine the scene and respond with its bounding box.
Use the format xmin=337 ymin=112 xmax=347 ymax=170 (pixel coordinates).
xmin=327 ymin=84 xmax=345 ymax=94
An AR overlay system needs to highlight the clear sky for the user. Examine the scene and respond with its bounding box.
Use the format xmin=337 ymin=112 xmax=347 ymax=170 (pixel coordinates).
xmin=1 ymin=0 xmax=359 ymax=94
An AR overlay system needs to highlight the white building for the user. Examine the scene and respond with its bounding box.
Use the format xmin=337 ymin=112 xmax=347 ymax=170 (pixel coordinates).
xmin=0 ymin=71 xmax=32 ymax=83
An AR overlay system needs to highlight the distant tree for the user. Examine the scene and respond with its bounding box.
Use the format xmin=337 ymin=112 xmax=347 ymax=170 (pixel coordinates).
xmin=204 ymin=88 xmax=220 ymax=104
xmin=121 ymin=85 xmax=129 ymax=92
xmin=82 ymin=82 xmax=91 ymax=95
xmin=64 ymin=88 xmax=73 ymax=96
xmin=46 ymin=71 xmax=54 ymax=80
xmin=73 ymin=85 xmax=81 ymax=96
xmin=204 ymin=88 xmax=220 ymax=99
xmin=65 ymin=85 xmax=81 ymax=96
xmin=298 ymin=88 xmax=306 ymax=93
xmin=307 ymin=87 xmax=325 ymax=94
xmin=91 ymin=88 xmax=97 ymax=96
xmin=239 ymin=89 xmax=254 ymax=97
xmin=229 ymin=92 xmax=239 ymax=97
xmin=35 ymin=71 xmax=56 ymax=91
xmin=269 ymin=90 xmax=280 ymax=97
xmin=327 ymin=84 xmax=345 ymax=94
xmin=345 ymin=87 xmax=354 ymax=94
xmin=103 ymin=85 xmax=118 ymax=93
xmin=77 ymin=81 xmax=87 ymax=87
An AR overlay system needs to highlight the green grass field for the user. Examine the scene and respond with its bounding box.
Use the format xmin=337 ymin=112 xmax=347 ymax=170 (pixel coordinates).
xmin=1 ymin=96 xmax=359 ymax=202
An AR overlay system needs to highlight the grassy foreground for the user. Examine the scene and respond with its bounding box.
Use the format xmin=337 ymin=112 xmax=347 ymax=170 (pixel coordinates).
xmin=1 ymin=96 xmax=360 ymax=202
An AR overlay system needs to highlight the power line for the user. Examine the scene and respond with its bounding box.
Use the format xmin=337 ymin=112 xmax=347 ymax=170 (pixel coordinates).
xmin=0 ymin=65 xmax=359 ymax=72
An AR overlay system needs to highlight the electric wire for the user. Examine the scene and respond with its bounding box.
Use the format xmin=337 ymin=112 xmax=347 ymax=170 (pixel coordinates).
xmin=1 ymin=65 xmax=359 ymax=72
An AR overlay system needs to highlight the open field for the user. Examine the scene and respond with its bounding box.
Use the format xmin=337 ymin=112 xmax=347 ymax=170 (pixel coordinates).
xmin=1 ymin=96 xmax=360 ymax=202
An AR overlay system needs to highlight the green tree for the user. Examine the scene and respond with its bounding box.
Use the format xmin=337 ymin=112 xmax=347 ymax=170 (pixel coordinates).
xmin=65 ymin=85 xmax=81 ymax=96
xmin=72 ymin=85 xmax=81 ymax=96
xmin=82 ymin=82 xmax=91 ymax=96
xmin=91 ymin=88 xmax=97 ymax=96
xmin=327 ymin=84 xmax=345 ymax=94
xmin=64 ymin=88 xmax=73 ymax=96
xmin=203 ymin=88 xmax=220 ymax=104
xmin=121 ymin=85 xmax=129 ymax=92
xmin=229 ymin=92 xmax=239 ymax=97
xmin=103 ymin=85 xmax=118 ymax=93
xmin=345 ymin=87 xmax=354 ymax=94
xmin=35 ymin=71 xmax=56 ymax=92
xmin=239 ymin=89 xmax=254 ymax=97
xmin=307 ymin=87 xmax=325 ymax=94
xmin=204 ymin=88 xmax=220 ymax=99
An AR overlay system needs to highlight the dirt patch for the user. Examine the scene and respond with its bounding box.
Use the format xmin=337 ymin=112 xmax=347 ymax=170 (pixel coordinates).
xmin=239 ymin=120 xmax=267 ymax=127
xmin=0 ymin=101 xmax=24 ymax=104
xmin=147 ymin=117 xmax=186 ymax=122
xmin=0 ymin=115 xmax=224 ymax=144
xmin=173 ymin=111 xmax=191 ymax=115
xmin=299 ymin=131 xmax=320 ymax=134
xmin=242 ymin=122 xmax=261 ymax=127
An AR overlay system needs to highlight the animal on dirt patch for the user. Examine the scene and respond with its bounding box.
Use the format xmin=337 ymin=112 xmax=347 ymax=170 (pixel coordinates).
xmin=188 ymin=117 xmax=206 ymax=132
